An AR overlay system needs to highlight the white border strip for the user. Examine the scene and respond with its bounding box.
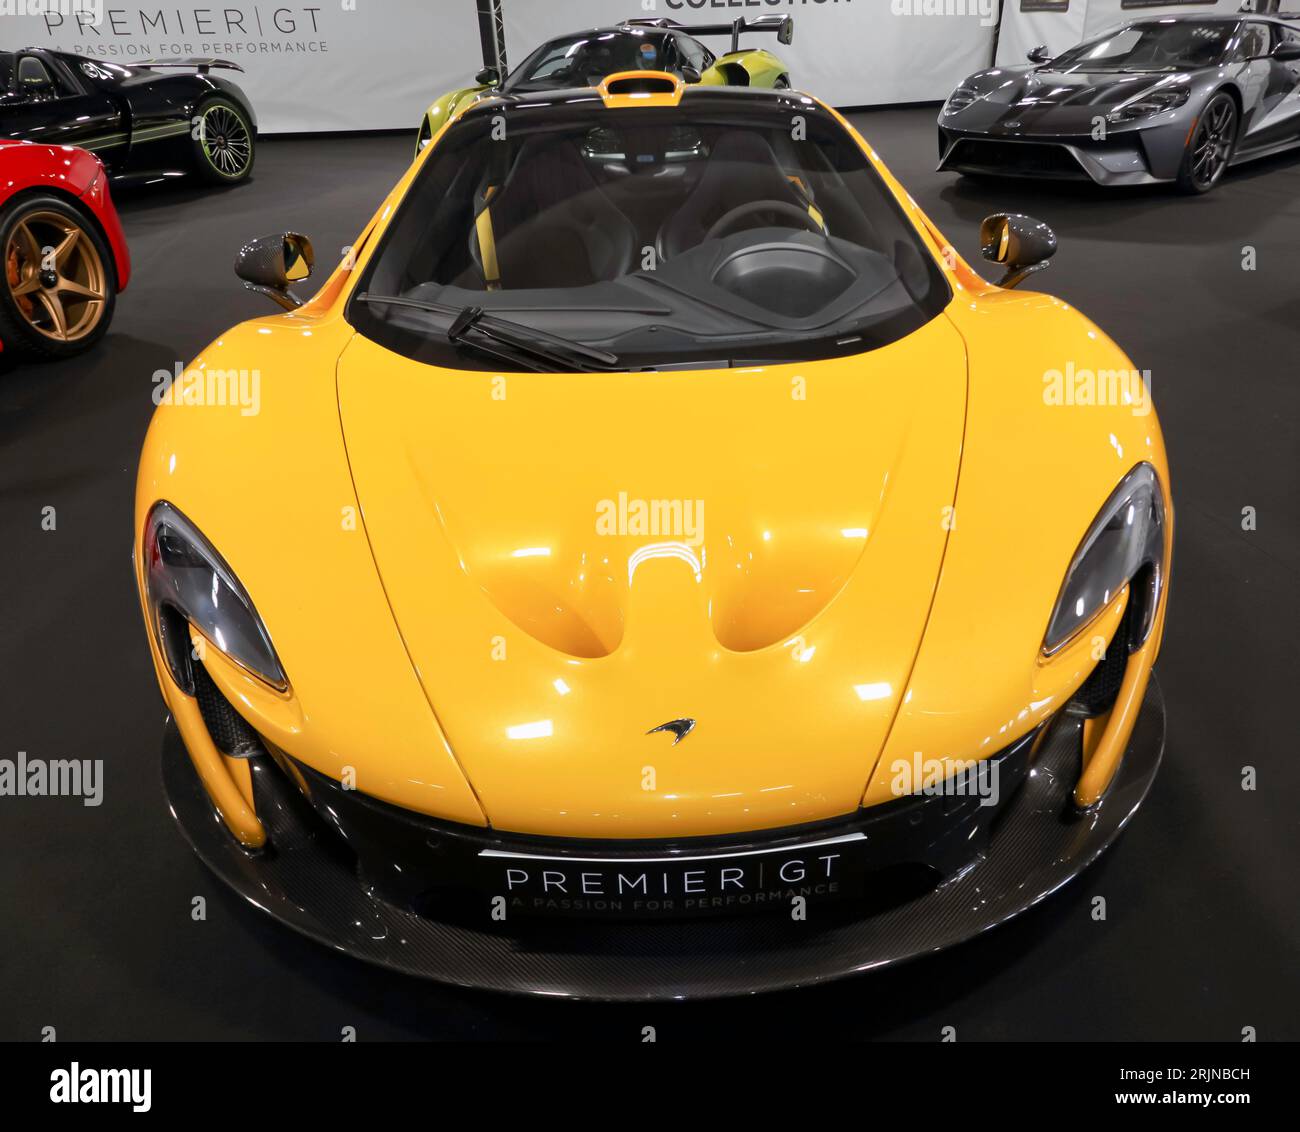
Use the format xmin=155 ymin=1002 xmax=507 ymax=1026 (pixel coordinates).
xmin=479 ymin=832 xmax=867 ymax=866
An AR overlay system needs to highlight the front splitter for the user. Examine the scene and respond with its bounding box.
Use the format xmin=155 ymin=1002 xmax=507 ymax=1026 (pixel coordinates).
xmin=162 ymin=678 xmax=1165 ymax=1000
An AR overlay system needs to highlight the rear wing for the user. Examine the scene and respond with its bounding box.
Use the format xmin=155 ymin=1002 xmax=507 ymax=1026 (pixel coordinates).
xmin=625 ymin=15 xmax=794 ymax=55
xmin=133 ymin=57 xmax=245 ymax=75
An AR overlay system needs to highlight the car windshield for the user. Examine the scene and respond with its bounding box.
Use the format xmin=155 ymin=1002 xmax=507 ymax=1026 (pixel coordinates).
xmin=1049 ymin=20 xmax=1236 ymax=72
xmin=348 ymin=95 xmax=950 ymax=371
xmin=506 ymin=32 xmax=674 ymax=92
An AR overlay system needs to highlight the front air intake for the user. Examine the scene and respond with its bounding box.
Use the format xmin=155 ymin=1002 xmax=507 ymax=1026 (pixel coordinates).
xmin=193 ymin=660 xmax=265 ymax=759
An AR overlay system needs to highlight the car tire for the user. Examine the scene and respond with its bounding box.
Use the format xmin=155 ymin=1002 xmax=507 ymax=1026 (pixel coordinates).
xmin=190 ymin=96 xmax=256 ymax=185
xmin=0 ymin=194 xmax=117 ymax=361
xmin=1175 ymin=92 xmax=1238 ymax=195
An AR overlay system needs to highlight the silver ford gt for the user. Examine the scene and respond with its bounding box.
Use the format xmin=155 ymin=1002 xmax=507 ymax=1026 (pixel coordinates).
xmin=938 ymin=13 xmax=1300 ymax=193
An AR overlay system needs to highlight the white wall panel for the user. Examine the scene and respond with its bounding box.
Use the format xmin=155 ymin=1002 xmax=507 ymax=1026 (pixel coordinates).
xmin=1083 ymin=0 xmax=1244 ymax=38
xmin=998 ymin=0 xmax=1247 ymax=67
xmin=997 ymin=2 xmax=1088 ymax=65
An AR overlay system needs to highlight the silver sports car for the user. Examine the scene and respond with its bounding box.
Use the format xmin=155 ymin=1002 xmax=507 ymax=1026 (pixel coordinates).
xmin=938 ymin=13 xmax=1300 ymax=193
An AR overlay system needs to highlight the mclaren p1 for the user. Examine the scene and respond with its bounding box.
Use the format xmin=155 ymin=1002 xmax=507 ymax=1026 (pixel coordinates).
xmin=139 ymin=72 xmax=1173 ymax=998
xmin=939 ymin=12 xmax=1300 ymax=193
xmin=414 ymin=15 xmax=795 ymax=157
xmin=0 ymin=49 xmax=257 ymax=185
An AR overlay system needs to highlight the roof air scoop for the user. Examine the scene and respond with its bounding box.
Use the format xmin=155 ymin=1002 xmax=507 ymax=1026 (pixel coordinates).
xmin=598 ymin=71 xmax=685 ymax=106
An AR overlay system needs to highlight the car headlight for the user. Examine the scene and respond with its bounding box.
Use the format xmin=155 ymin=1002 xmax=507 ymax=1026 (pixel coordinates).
xmin=1043 ymin=464 xmax=1166 ymax=656
xmin=143 ymin=501 xmax=287 ymax=693
xmin=942 ymin=84 xmax=980 ymax=116
xmin=1106 ymin=87 xmax=1191 ymax=124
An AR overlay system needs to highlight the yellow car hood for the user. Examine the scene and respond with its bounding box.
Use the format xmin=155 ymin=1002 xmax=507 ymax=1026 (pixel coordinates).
xmin=336 ymin=313 xmax=968 ymax=838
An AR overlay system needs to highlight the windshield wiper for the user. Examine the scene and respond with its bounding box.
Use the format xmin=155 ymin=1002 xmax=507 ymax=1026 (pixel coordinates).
xmin=354 ymin=293 xmax=620 ymax=372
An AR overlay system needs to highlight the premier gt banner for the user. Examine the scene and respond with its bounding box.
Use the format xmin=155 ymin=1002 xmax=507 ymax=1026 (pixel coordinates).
xmin=2 ymin=1 xmax=482 ymax=133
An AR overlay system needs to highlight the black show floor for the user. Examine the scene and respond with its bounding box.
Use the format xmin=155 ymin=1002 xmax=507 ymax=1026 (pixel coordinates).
xmin=1 ymin=112 xmax=1296 ymax=1040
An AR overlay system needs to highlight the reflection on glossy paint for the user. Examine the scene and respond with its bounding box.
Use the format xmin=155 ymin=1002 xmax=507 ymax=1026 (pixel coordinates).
xmin=854 ymin=682 xmax=892 ymax=702
xmin=627 ymin=542 xmax=701 ymax=584
xmin=506 ymin=720 xmax=552 ymax=741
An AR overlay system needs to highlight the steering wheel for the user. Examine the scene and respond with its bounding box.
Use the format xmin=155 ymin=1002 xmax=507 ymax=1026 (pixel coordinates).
xmin=706 ymin=200 xmax=823 ymax=242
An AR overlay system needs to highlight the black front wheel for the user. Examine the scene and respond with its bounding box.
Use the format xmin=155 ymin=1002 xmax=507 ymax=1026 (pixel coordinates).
xmin=1176 ymin=93 xmax=1238 ymax=195
xmin=191 ymin=97 xmax=256 ymax=185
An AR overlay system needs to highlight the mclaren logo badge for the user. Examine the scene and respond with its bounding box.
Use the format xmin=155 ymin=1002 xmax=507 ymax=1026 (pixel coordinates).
xmin=646 ymin=718 xmax=696 ymax=745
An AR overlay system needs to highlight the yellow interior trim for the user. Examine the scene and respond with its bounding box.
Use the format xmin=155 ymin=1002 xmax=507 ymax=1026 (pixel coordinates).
xmin=787 ymin=175 xmax=827 ymax=234
xmin=476 ymin=184 xmax=501 ymax=292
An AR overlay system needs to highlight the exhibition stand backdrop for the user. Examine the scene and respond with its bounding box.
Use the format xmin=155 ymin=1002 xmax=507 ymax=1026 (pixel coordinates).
xmin=6 ymin=0 xmax=1262 ymax=133
xmin=505 ymin=1 xmax=997 ymax=111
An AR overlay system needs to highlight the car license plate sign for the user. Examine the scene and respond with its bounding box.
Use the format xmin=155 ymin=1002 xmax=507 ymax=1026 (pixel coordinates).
xmin=479 ymin=832 xmax=866 ymax=918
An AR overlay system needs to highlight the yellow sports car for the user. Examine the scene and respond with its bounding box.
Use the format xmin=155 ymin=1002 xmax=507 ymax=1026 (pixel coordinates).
xmin=138 ymin=71 xmax=1172 ymax=998
xmin=414 ymin=16 xmax=795 ymax=158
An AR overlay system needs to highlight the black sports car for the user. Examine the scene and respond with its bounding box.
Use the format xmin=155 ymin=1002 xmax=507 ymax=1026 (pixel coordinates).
xmin=0 ymin=50 xmax=256 ymax=186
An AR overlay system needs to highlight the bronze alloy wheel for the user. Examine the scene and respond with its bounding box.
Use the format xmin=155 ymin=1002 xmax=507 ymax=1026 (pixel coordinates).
xmin=4 ymin=210 xmax=109 ymax=344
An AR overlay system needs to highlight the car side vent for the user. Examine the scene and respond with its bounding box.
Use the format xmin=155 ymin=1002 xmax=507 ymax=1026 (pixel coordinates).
xmin=193 ymin=660 xmax=266 ymax=759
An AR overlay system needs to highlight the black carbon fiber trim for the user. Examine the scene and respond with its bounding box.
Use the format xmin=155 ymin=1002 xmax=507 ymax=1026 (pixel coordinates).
xmin=944 ymin=138 xmax=1089 ymax=179
xmin=192 ymin=661 xmax=263 ymax=759
xmin=274 ymin=730 xmax=1037 ymax=915
xmin=161 ymin=678 xmax=1164 ymax=1000
xmin=1073 ymin=598 xmax=1136 ymax=717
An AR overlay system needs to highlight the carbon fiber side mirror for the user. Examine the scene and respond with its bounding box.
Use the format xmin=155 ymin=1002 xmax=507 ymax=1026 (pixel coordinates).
xmin=980 ymin=214 xmax=1057 ymax=290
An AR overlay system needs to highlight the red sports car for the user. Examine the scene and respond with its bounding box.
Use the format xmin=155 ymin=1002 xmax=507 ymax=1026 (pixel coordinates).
xmin=0 ymin=139 xmax=130 ymax=360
